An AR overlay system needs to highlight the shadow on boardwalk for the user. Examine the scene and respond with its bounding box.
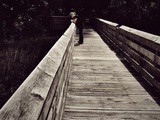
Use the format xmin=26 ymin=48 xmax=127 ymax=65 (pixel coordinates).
xmin=101 ymin=36 xmax=160 ymax=106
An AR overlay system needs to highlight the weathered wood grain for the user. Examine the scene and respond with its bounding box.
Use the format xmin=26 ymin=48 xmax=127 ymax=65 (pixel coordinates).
xmin=95 ymin=18 xmax=160 ymax=92
xmin=63 ymin=28 xmax=160 ymax=120
xmin=119 ymin=25 xmax=160 ymax=52
xmin=0 ymin=23 xmax=75 ymax=120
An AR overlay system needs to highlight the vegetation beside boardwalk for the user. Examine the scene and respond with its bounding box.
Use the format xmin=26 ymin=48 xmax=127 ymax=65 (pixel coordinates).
xmin=0 ymin=0 xmax=160 ymax=109
xmin=68 ymin=0 xmax=160 ymax=35
xmin=0 ymin=0 xmax=65 ymax=108
xmin=0 ymin=33 xmax=62 ymax=108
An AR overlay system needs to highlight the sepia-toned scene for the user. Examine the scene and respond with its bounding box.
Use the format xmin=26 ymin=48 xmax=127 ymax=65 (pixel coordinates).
xmin=0 ymin=0 xmax=160 ymax=119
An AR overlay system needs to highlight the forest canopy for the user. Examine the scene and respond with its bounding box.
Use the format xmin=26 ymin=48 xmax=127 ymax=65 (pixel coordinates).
xmin=0 ymin=0 xmax=160 ymax=36
xmin=68 ymin=0 xmax=160 ymax=35
xmin=105 ymin=0 xmax=160 ymax=35
xmin=0 ymin=0 xmax=160 ymax=109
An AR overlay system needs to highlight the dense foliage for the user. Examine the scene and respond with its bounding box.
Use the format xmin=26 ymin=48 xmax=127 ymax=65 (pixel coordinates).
xmin=105 ymin=0 xmax=160 ymax=35
xmin=68 ymin=0 xmax=160 ymax=35
xmin=0 ymin=0 xmax=51 ymax=41
xmin=1 ymin=0 xmax=159 ymax=36
xmin=0 ymin=0 xmax=64 ymax=108
xmin=0 ymin=0 xmax=160 ymax=108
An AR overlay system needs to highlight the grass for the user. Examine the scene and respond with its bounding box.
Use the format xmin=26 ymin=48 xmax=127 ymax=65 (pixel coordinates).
xmin=0 ymin=32 xmax=63 ymax=108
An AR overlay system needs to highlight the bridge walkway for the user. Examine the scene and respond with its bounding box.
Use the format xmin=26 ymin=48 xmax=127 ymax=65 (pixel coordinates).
xmin=62 ymin=28 xmax=160 ymax=119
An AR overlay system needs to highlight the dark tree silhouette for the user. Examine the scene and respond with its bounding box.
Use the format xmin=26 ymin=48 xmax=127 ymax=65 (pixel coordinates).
xmin=0 ymin=0 xmax=54 ymax=41
xmin=105 ymin=0 xmax=160 ymax=35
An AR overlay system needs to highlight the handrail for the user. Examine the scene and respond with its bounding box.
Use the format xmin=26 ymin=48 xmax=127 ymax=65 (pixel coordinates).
xmin=94 ymin=18 xmax=160 ymax=92
xmin=0 ymin=23 xmax=76 ymax=120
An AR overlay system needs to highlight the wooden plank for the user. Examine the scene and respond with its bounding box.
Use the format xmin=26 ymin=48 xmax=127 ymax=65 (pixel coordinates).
xmin=119 ymin=25 xmax=160 ymax=52
xmin=97 ymin=21 xmax=160 ymax=90
xmin=121 ymin=49 xmax=160 ymax=91
xmin=0 ymin=23 xmax=75 ymax=120
xmin=118 ymin=34 xmax=157 ymax=65
xmin=117 ymin=39 xmax=160 ymax=81
xmin=0 ymin=68 xmax=54 ymax=120
xmin=63 ymin=28 xmax=160 ymax=120
xmin=63 ymin=111 xmax=160 ymax=120
xmin=97 ymin=18 xmax=118 ymax=29
xmin=109 ymin=35 xmax=160 ymax=83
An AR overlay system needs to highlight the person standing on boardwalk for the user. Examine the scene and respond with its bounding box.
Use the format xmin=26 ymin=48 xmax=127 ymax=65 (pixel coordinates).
xmin=69 ymin=10 xmax=84 ymax=45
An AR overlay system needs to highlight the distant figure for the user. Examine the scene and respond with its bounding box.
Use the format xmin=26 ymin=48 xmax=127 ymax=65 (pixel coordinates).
xmin=74 ymin=14 xmax=83 ymax=44
xmin=69 ymin=12 xmax=75 ymax=18
xmin=69 ymin=10 xmax=84 ymax=45
xmin=69 ymin=9 xmax=76 ymax=22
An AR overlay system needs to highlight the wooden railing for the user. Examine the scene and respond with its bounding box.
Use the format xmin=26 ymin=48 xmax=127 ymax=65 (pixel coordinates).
xmin=94 ymin=18 xmax=160 ymax=92
xmin=0 ymin=23 xmax=75 ymax=120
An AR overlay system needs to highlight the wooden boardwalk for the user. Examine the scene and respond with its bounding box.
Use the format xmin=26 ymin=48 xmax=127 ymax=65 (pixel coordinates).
xmin=63 ymin=29 xmax=160 ymax=120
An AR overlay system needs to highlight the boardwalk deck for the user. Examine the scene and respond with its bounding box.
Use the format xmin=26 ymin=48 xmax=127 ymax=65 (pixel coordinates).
xmin=62 ymin=29 xmax=160 ymax=120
